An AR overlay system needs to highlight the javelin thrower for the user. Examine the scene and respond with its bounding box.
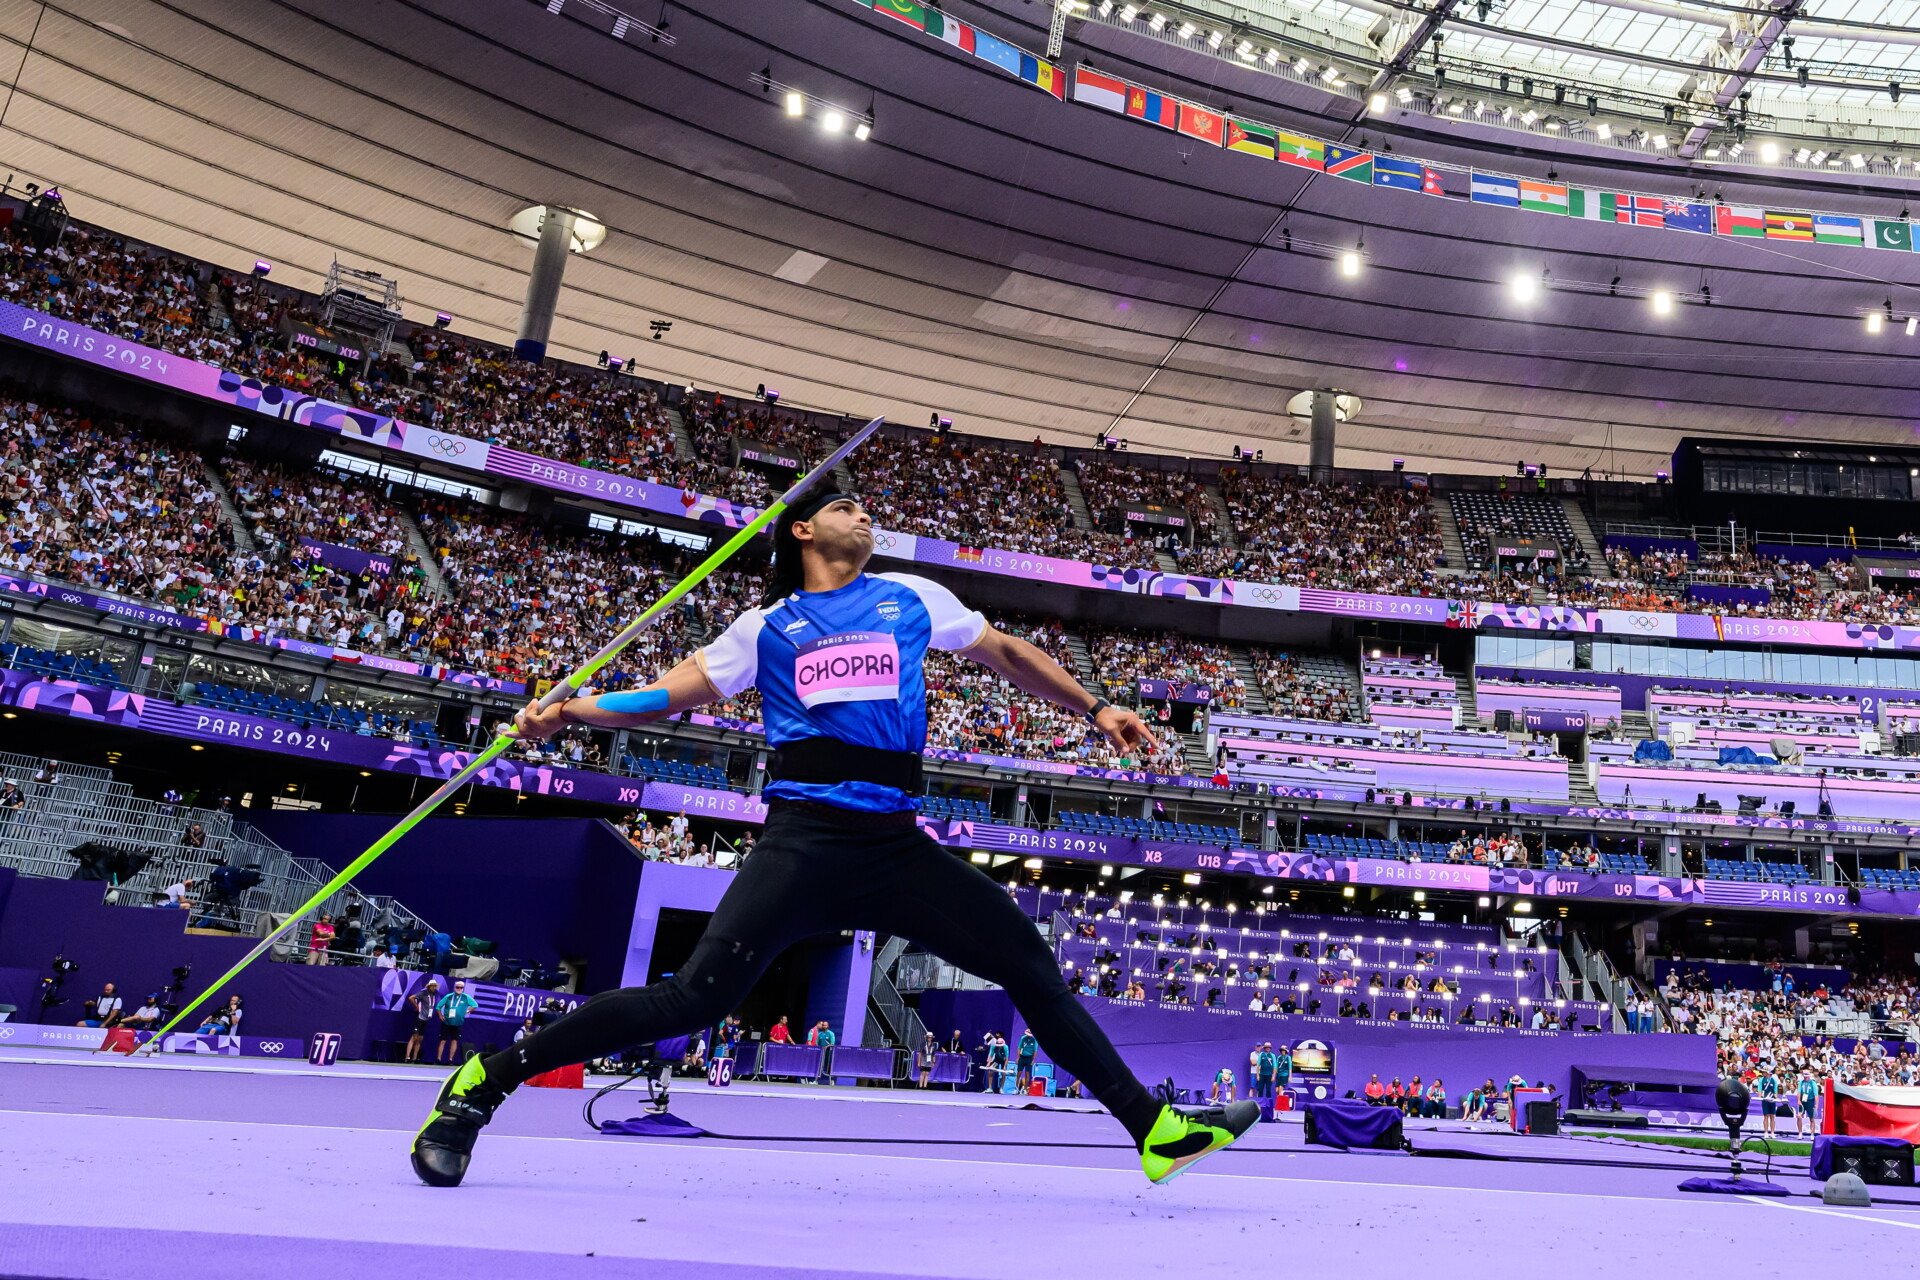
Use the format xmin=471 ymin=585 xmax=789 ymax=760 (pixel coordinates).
xmin=411 ymin=489 xmax=1258 ymax=1187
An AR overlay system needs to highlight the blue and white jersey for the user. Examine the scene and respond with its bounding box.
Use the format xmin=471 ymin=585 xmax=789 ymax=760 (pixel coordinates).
xmin=697 ymin=572 xmax=987 ymax=812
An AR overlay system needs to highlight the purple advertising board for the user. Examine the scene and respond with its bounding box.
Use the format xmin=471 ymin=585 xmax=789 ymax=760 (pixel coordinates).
xmin=12 ymin=295 xmax=1920 ymax=652
xmin=1138 ymin=680 xmax=1213 ymax=704
xmin=296 ymin=538 xmax=393 ymax=578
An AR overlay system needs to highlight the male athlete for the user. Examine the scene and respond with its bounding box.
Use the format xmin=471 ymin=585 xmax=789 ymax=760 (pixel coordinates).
xmin=411 ymin=490 xmax=1257 ymax=1186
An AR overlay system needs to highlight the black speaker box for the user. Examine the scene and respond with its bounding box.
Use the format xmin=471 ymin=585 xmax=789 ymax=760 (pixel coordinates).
xmin=1564 ymin=1109 xmax=1649 ymax=1129
xmin=1524 ymin=1099 xmax=1559 ymax=1135
xmin=1836 ymin=1145 xmax=1915 ymax=1187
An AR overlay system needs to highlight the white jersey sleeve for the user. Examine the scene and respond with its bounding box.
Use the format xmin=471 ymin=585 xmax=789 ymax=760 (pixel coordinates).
xmin=696 ymin=607 xmax=767 ymax=697
xmin=876 ymin=572 xmax=988 ymax=651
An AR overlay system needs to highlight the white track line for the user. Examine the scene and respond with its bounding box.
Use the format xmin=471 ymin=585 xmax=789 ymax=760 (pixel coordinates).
xmin=1747 ymin=1195 xmax=1920 ymax=1231
xmin=0 ymin=1109 xmax=1834 ymax=1208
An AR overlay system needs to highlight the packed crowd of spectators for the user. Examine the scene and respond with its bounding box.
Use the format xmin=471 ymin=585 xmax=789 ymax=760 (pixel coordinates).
xmin=617 ymin=810 xmax=751 ymax=866
xmin=1075 ymin=457 xmax=1221 ymax=570
xmin=1659 ymin=965 xmax=1920 ymax=1092
xmin=1190 ymin=473 xmax=1446 ymax=594
xmin=853 ymin=432 xmax=1087 ymax=557
xmin=922 ymin=612 xmax=1187 ymax=774
xmin=681 ymin=398 xmax=831 ymax=508
xmin=0 ymin=393 xmax=238 ymax=610
xmin=416 ymin=495 xmax=757 ymax=686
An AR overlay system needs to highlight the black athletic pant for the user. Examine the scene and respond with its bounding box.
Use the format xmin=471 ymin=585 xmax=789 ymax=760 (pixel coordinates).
xmin=484 ymin=801 xmax=1162 ymax=1143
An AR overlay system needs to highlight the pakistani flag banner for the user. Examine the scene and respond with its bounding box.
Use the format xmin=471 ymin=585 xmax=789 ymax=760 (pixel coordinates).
xmin=1869 ymin=219 xmax=1914 ymax=252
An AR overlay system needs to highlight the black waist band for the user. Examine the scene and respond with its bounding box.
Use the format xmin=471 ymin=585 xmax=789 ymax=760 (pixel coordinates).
xmin=768 ymin=736 xmax=924 ymax=793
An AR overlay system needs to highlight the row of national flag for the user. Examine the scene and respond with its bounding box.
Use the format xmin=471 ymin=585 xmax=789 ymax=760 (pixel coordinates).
xmin=850 ymin=2 xmax=1918 ymax=255
xmin=859 ymin=0 xmax=1066 ymax=97
xmin=1067 ymin=65 xmax=1916 ymax=252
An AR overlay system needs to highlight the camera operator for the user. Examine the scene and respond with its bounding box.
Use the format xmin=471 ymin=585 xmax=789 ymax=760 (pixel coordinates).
xmin=76 ymin=982 xmax=123 ymax=1028
xmin=119 ymin=994 xmax=163 ymax=1031
xmin=195 ymin=994 xmax=243 ymax=1039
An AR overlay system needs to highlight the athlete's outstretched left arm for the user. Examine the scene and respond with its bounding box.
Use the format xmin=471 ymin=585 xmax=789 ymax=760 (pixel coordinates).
xmin=958 ymin=627 xmax=1157 ymax=751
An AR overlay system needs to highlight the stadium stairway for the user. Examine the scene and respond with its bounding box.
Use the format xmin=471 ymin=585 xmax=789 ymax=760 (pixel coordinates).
xmin=663 ymin=404 xmax=698 ymax=464
xmin=1454 ymin=671 xmax=1480 ymax=728
xmin=1227 ymin=649 xmax=1272 ymax=715
xmin=1062 ymin=631 xmax=1100 ymax=688
xmin=1182 ymin=732 xmax=1213 ymax=776
xmin=1057 ymin=466 xmax=1096 ymax=532
xmin=201 ymin=459 xmax=257 ymax=554
xmin=1561 ymin=498 xmax=1605 ymax=568
xmin=399 ymin=506 xmax=451 ymax=598
xmin=1200 ymin=483 xmax=1239 ymax=549
xmin=1432 ymin=496 xmax=1470 ymax=569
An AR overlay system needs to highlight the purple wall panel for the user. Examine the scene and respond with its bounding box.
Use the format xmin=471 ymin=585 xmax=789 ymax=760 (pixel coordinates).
xmin=248 ymin=814 xmax=644 ymax=994
xmin=1084 ymin=999 xmax=1713 ymax=1099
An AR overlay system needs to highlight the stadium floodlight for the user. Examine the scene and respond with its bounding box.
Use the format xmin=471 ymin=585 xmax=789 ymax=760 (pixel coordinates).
xmin=1651 ymin=134 xmax=1668 ymax=149
xmin=1119 ymin=4 xmax=1137 ymax=20
xmin=1339 ymin=251 xmax=1361 ymax=277
xmin=784 ymin=91 xmax=804 ymax=116
xmin=1595 ymin=122 xmax=1612 ymax=139
xmin=1148 ymin=12 xmax=1166 ymax=31
xmin=1396 ymin=86 xmax=1412 ymax=103
xmin=433 ymin=312 xmax=452 ymax=329
xmin=1207 ymin=29 xmax=1223 ymax=48
xmin=1651 ymin=291 xmax=1674 ymax=316
xmin=1760 ymin=141 xmax=1780 ymax=162
xmin=1177 ymin=21 xmax=1195 ymax=38
xmin=821 ymin=109 xmax=843 ymax=134
xmin=251 ymin=260 xmax=271 ymax=277
xmin=1510 ymin=272 xmax=1539 ymax=303
xmin=854 ymin=118 xmax=871 ymax=141
xmin=1849 ymin=154 xmax=1867 ymax=168
xmin=1369 ymin=92 xmax=1388 ymax=113
xmin=1908 ymin=317 xmax=1918 ymax=337
xmin=1868 ymin=310 xmax=1884 ymax=335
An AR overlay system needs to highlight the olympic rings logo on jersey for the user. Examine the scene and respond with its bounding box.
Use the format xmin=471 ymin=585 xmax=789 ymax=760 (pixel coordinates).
xmin=426 ymin=435 xmax=469 ymax=457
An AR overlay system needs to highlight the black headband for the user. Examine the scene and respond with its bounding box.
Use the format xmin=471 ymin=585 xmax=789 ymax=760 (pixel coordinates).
xmin=779 ymin=488 xmax=857 ymax=531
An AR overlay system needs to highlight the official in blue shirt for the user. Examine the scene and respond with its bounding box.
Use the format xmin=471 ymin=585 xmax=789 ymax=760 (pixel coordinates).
xmin=412 ymin=491 xmax=1259 ymax=1189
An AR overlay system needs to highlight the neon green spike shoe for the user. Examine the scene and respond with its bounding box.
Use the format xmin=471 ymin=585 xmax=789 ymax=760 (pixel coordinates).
xmin=1138 ymin=1100 xmax=1260 ymax=1185
xmin=411 ymin=1055 xmax=514 ymax=1187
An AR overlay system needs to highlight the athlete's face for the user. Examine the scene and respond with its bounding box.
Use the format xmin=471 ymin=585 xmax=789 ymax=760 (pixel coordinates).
xmin=794 ymin=498 xmax=874 ymax=564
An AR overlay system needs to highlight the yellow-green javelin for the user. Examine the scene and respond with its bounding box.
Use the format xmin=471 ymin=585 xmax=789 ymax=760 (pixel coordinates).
xmin=139 ymin=415 xmax=888 ymax=1049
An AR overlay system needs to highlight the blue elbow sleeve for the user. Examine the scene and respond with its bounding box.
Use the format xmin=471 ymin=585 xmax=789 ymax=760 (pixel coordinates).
xmin=596 ymin=688 xmax=671 ymax=715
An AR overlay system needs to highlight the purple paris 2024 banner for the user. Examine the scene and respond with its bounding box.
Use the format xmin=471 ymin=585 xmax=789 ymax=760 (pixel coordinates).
xmin=11 ymin=296 xmax=1917 ymax=652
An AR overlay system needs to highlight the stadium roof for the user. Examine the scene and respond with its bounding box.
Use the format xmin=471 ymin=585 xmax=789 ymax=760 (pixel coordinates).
xmin=4 ymin=0 xmax=1919 ymax=476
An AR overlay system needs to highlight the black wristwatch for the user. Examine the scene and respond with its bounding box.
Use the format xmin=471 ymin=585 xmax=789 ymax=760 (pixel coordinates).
xmin=1083 ymin=697 xmax=1112 ymax=724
